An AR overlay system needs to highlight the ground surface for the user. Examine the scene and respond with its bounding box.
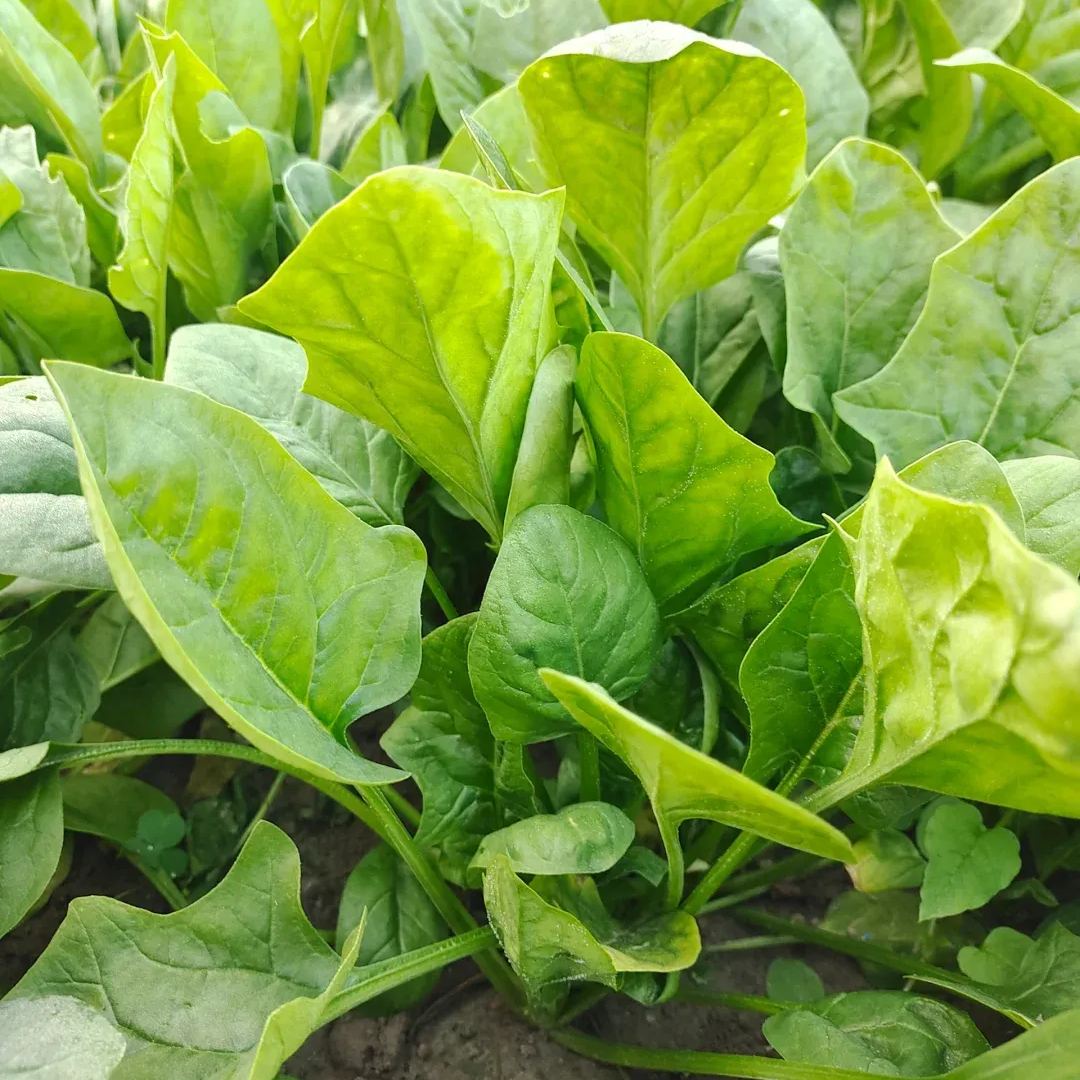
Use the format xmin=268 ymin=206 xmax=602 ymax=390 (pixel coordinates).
xmin=0 ymin=767 xmax=864 ymax=1080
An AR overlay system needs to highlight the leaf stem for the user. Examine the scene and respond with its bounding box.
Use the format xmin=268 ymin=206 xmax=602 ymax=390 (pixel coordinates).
xmin=424 ymin=566 xmax=460 ymax=621
xmin=356 ymin=784 xmax=525 ymax=1009
xmin=686 ymin=637 xmax=721 ymax=755
xmin=323 ymin=926 xmax=496 ymax=1023
xmin=552 ymin=1026 xmax=876 ymax=1079
xmin=677 ymin=988 xmax=787 ymax=1015
xmin=40 ymin=739 xmax=387 ymax=840
xmin=129 ymin=854 xmax=189 ymax=910
xmin=578 ymin=731 xmax=600 ymax=803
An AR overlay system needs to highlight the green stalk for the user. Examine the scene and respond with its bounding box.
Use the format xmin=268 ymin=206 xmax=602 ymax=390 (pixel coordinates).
xmin=40 ymin=739 xmax=386 ymax=840
xmin=677 ymin=988 xmax=787 ymax=1015
xmin=356 ymin=785 xmax=525 ymax=1010
xmin=323 ymin=926 xmax=496 ymax=1023
xmin=553 ymin=1027 xmax=877 ymax=1079
xmin=578 ymin=731 xmax=601 ymax=803
xmin=686 ymin=638 xmax=721 ymax=755
xmin=424 ymin=566 xmax=460 ymax=621
xmin=130 ymin=854 xmax=189 ymax=910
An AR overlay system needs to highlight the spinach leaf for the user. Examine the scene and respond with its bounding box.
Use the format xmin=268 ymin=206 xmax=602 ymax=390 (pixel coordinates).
xmin=47 ymin=361 xmax=425 ymax=784
xmin=0 ymin=769 xmax=61 ymax=939
xmin=241 ymin=168 xmax=563 ymax=543
xmin=0 ymin=996 xmax=125 ymax=1079
xmin=519 ymin=22 xmax=805 ymax=338
xmin=469 ymin=504 xmax=662 ymax=743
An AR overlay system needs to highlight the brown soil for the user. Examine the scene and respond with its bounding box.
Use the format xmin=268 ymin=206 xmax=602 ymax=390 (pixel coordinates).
xmin=0 ymin=771 xmax=864 ymax=1080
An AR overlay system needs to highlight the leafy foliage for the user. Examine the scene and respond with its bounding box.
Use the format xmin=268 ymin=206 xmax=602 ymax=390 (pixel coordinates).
xmin=2 ymin=1 xmax=1080 ymax=1075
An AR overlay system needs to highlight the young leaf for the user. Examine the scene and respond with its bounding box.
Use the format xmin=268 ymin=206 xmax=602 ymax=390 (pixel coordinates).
xmin=519 ymin=21 xmax=806 ymax=338
xmin=8 ymin=822 xmax=352 ymax=1078
xmin=76 ymin=595 xmax=157 ymax=692
xmin=165 ymin=0 xmax=284 ymax=131
xmin=849 ymin=830 xmax=927 ymax=894
xmin=732 ymin=0 xmax=869 ymax=168
xmin=0 ymin=376 xmax=109 ymax=588
xmin=240 ymin=167 xmax=563 ymax=543
xmin=0 ymin=125 xmax=89 ymax=285
xmin=0 ymin=769 xmax=61 ymax=939
xmin=300 ymin=0 xmax=359 ymax=153
xmin=108 ymin=58 xmax=175 ymax=378
xmin=164 ymin=324 xmax=418 ymax=527
xmin=0 ymin=996 xmax=125 ymax=1079
xmin=766 ymin=958 xmax=825 ymax=1004
xmin=818 ymin=460 xmax=1080 ymax=815
xmin=763 ymin=991 xmax=989 ymax=1075
xmin=46 ymin=362 xmax=425 ymax=785
xmin=918 ymin=800 xmax=1021 ymax=920
xmin=0 ymin=0 xmax=104 ymax=180
xmin=956 ymin=923 xmax=1080 ymax=1023
xmin=0 ymin=593 xmax=100 ymax=751
xmin=899 ymin=0 xmax=973 ymax=178
xmin=1001 ymin=456 xmax=1080 ymax=575
xmin=469 ymin=802 xmax=635 ymax=880
xmin=335 ymin=844 xmax=447 ymax=1016
xmin=939 ymin=48 xmax=1080 ymax=161
xmin=469 ymin=505 xmax=662 ymax=743
xmin=836 ymin=159 xmax=1080 ymax=467
xmin=780 ymin=138 xmax=959 ymax=461
xmin=504 ymin=344 xmax=575 ymax=530
xmin=381 ymin=616 xmax=497 ymax=886
xmin=483 ymin=855 xmax=700 ymax=994
xmin=577 ymin=331 xmax=808 ymax=614
xmin=540 ymin=670 xmax=855 ymax=905
xmin=283 ymin=159 xmax=352 ymax=238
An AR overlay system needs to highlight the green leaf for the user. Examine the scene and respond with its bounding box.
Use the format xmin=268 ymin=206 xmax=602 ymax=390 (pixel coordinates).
xmin=918 ymin=800 xmax=1021 ymax=920
xmin=519 ymin=22 xmax=805 ymax=338
xmin=939 ymin=0 xmax=1022 ymax=49
xmin=0 ymin=594 xmax=100 ymax=751
xmin=504 ymin=344 xmax=575 ymax=530
xmin=469 ymin=505 xmax=662 ymax=743
xmin=0 ymin=376 xmax=109 ymax=588
xmin=0 ymin=0 xmax=104 ymax=180
xmin=733 ymin=0 xmax=869 ymax=168
xmin=0 ymin=995 xmax=125 ymax=1079
xmin=945 ymin=1008 xmax=1080 ymax=1078
xmin=836 ymin=159 xmax=1080 ymax=467
xmin=764 ymin=991 xmax=989 ymax=1075
xmin=819 ymin=460 xmax=1080 ymax=816
xmin=577 ymin=331 xmax=808 ymax=614
xmin=0 ymin=125 xmax=88 ymax=285
xmin=165 ymin=0 xmax=284 ymax=130
xmin=283 ymin=159 xmax=352 ymax=238
xmin=0 ymin=271 xmax=132 ymax=370
xmin=335 ymin=844 xmax=447 ymax=1015
xmin=848 ymin=830 xmax=927 ymax=894
xmin=956 ymin=923 xmax=1080 ymax=1023
xmin=0 ymin=769 xmax=61 ymax=939
xmin=240 ymin=167 xmax=563 ymax=543
xmin=766 ymin=958 xmax=825 ymax=1003
xmin=399 ymin=0 xmax=484 ymax=134
xmin=8 ymin=822 xmax=354 ymax=1079
xmin=108 ymin=58 xmax=175 ymax=376
xmin=597 ymin=1 xmax=727 ymax=29
xmin=61 ymin=772 xmax=179 ymax=852
xmin=340 ymin=106 xmax=407 ymax=184
xmin=163 ymin=324 xmax=418 ymax=527
xmin=939 ymin=47 xmax=1080 ymax=161
xmin=540 ymin=670 xmax=855 ymax=905
xmin=381 ymin=615 xmax=497 ymax=886
xmin=76 ymin=594 xmax=157 ymax=692
xmin=673 ymin=536 xmax=822 ymax=704
xmin=483 ymin=854 xmax=700 ymax=994
xmin=780 ymin=138 xmax=959 ymax=460
xmin=360 ymin=0 xmax=404 ymax=104
xmin=300 ymin=0 xmax=359 ymax=152
xmin=469 ymin=802 xmax=635 ymax=880
xmin=1002 ymin=456 xmax=1080 ymax=576
xmin=46 ymin=361 xmax=425 ymax=785
xmin=899 ymin=0 xmax=973 ymax=178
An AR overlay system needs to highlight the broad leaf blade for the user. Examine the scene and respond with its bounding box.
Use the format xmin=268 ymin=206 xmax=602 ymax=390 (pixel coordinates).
xmin=519 ymin=22 xmax=805 ymax=337
xmin=240 ymin=167 xmax=563 ymax=542
xmin=46 ymin=361 xmax=425 ymax=785
xmin=0 ymin=769 xmax=61 ymax=939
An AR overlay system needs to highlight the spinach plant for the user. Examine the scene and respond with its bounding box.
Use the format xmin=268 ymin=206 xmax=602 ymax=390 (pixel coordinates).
xmin=3 ymin=0 xmax=1080 ymax=1076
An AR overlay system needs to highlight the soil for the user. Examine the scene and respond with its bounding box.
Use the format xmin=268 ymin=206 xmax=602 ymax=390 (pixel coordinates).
xmin=0 ymin=765 xmax=865 ymax=1080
